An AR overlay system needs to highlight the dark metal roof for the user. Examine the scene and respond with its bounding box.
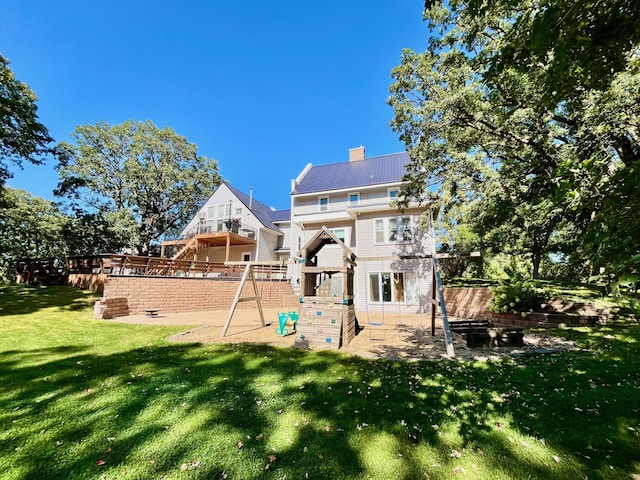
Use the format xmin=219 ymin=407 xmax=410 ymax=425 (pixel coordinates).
xmin=294 ymin=152 xmax=410 ymax=194
xmin=225 ymin=183 xmax=282 ymax=233
xmin=269 ymin=209 xmax=291 ymax=222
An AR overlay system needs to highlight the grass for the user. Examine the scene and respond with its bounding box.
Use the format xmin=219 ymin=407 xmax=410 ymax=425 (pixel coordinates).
xmin=0 ymin=284 xmax=639 ymax=479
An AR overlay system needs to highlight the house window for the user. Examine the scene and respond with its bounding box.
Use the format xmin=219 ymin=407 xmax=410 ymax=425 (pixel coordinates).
xmin=388 ymin=188 xmax=399 ymax=200
xmin=369 ymin=272 xmax=417 ymax=303
xmin=207 ymin=206 xmax=216 ymax=219
xmin=374 ymin=217 xmax=413 ymax=244
xmin=390 ymin=217 xmax=413 ymax=242
xmin=374 ymin=219 xmax=385 ymax=244
xmin=319 ymin=196 xmax=329 ymax=212
xmin=233 ymin=207 xmax=243 ymax=218
xmin=332 ymin=228 xmax=347 ymax=246
xmin=348 ymin=192 xmax=359 ymax=206
xmin=218 ymin=203 xmax=231 ymax=218
xmin=242 ymin=252 xmax=251 ymax=262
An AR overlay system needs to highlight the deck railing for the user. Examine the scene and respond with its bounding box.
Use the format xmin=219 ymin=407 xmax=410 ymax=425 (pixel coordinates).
xmin=18 ymin=255 xmax=289 ymax=283
xmin=77 ymin=255 xmax=288 ymax=278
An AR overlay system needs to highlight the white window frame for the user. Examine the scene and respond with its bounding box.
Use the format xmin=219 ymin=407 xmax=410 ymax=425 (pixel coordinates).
xmin=368 ymin=271 xmax=417 ymax=304
xmin=207 ymin=206 xmax=216 ymax=219
xmin=331 ymin=227 xmax=348 ymax=246
xmin=348 ymin=192 xmax=360 ymax=207
xmin=373 ymin=216 xmax=414 ymax=244
xmin=387 ymin=188 xmax=400 ymax=201
xmin=318 ymin=196 xmax=329 ymax=212
xmin=217 ymin=203 xmax=231 ymax=218
xmin=233 ymin=207 xmax=243 ymax=219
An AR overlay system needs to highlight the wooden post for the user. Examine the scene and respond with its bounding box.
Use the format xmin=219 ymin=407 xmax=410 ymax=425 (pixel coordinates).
xmin=225 ymin=235 xmax=231 ymax=263
xmin=431 ymin=261 xmax=437 ymax=336
xmin=221 ymin=264 xmax=265 ymax=337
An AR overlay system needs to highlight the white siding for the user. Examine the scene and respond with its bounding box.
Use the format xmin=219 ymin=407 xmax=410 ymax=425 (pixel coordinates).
xmin=355 ymin=258 xmax=433 ymax=313
xmin=182 ymin=183 xmax=265 ymax=236
xmin=195 ymin=245 xmax=256 ymax=263
xmin=258 ymin=229 xmax=280 ymax=261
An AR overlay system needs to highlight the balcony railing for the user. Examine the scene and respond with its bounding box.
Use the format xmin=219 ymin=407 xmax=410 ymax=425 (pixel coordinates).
xmin=183 ymin=219 xmax=257 ymax=240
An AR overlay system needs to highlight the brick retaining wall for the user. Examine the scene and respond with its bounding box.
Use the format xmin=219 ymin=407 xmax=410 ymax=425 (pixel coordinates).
xmin=443 ymin=287 xmax=603 ymax=327
xmin=101 ymin=275 xmax=299 ymax=317
xmin=444 ymin=287 xmax=525 ymax=324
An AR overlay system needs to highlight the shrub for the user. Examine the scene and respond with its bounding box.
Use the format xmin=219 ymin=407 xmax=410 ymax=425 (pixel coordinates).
xmin=488 ymin=278 xmax=546 ymax=316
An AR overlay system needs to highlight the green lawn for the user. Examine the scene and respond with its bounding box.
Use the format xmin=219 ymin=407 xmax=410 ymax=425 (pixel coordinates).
xmin=1 ymin=284 xmax=639 ymax=479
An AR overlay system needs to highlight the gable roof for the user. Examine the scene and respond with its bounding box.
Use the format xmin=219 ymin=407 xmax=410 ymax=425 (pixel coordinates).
xmin=301 ymin=226 xmax=357 ymax=264
xmin=293 ymin=152 xmax=410 ymax=195
xmin=225 ymin=183 xmax=283 ymax=233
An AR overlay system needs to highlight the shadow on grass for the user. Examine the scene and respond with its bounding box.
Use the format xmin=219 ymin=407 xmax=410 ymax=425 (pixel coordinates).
xmin=0 ymin=284 xmax=99 ymax=316
xmin=1 ymin=320 xmax=639 ymax=480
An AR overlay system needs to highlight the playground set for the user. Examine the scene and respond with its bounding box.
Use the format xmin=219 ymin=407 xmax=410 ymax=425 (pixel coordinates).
xmin=220 ymin=224 xmax=458 ymax=355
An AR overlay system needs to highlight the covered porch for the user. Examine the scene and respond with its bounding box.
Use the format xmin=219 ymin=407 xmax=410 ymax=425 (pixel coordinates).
xmin=161 ymin=231 xmax=257 ymax=262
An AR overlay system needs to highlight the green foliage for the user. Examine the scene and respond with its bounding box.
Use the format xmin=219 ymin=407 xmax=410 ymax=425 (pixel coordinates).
xmin=0 ymin=54 xmax=55 ymax=186
xmin=436 ymin=202 xmax=482 ymax=278
xmin=391 ymin=0 xmax=640 ymax=280
xmin=1 ymin=284 xmax=639 ymax=479
xmin=488 ymin=278 xmax=547 ymax=315
xmin=56 ymin=120 xmax=221 ymax=254
xmin=0 ymin=187 xmax=68 ymax=282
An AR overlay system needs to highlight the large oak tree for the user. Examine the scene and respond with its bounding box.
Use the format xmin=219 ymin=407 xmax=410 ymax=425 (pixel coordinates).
xmin=0 ymin=54 xmax=55 ymax=186
xmin=56 ymin=120 xmax=221 ymax=255
xmin=389 ymin=0 xmax=640 ymax=278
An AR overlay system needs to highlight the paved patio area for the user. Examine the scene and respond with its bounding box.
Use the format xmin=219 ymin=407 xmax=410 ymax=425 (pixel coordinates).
xmin=112 ymin=306 xmax=576 ymax=360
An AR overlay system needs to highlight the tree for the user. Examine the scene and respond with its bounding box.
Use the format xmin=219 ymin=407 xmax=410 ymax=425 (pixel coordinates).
xmin=56 ymin=120 xmax=221 ymax=254
xmin=0 ymin=54 xmax=55 ymax=186
xmin=0 ymin=187 xmax=68 ymax=282
xmin=389 ymin=0 xmax=640 ymax=278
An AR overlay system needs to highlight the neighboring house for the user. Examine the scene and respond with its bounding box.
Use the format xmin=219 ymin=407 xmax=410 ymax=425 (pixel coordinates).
xmin=161 ymin=182 xmax=289 ymax=265
xmin=289 ymin=146 xmax=434 ymax=314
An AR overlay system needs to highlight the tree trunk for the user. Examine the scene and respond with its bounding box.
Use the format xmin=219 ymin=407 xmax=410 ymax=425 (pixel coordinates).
xmin=531 ymin=251 xmax=542 ymax=280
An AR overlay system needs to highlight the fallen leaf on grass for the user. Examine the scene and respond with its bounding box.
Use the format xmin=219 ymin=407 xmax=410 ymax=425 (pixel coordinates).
xmin=450 ymin=450 xmax=462 ymax=458
xmin=237 ymin=441 xmax=244 ymax=450
xmin=96 ymin=459 xmax=106 ymax=466
xmin=552 ymin=455 xmax=560 ymax=463
xmin=180 ymin=461 xmax=201 ymax=471
xmin=268 ymin=454 xmax=276 ymax=463
xmin=104 ymin=447 xmax=113 ymax=453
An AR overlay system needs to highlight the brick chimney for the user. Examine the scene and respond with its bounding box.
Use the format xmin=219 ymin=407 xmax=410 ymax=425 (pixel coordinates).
xmin=349 ymin=146 xmax=365 ymax=161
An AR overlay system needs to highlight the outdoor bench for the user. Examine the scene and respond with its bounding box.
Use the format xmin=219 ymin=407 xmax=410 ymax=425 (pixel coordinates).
xmin=466 ymin=327 xmax=525 ymax=348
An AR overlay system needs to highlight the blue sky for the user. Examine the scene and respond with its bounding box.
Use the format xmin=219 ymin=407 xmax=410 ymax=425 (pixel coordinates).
xmin=1 ymin=1 xmax=427 ymax=211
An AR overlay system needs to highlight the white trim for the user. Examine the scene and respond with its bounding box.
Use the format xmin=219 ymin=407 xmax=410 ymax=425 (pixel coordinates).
xmin=387 ymin=187 xmax=400 ymax=200
xmin=294 ymin=163 xmax=313 ymax=186
xmin=292 ymin=210 xmax=352 ymax=224
xmin=318 ymin=196 xmax=329 ymax=212
xmin=330 ymin=227 xmax=348 ymax=247
xmin=348 ymin=191 xmax=360 ymax=207
xmin=373 ymin=216 xmax=414 ymax=245
xmin=292 ymin=181 xmax=409 ymax=198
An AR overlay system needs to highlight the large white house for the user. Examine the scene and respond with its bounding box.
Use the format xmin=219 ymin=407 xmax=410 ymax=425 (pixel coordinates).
xmin=163 ymin=147 xmax=434 ymax=314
